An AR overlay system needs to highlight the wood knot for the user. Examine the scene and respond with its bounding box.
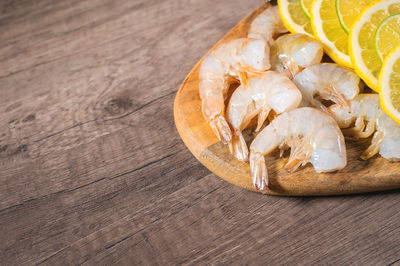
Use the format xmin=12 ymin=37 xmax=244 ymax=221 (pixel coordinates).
xmin=104 ymin=97 xmax=133 ymax=116
xmin=0 ymin=145 xmax=8 ymax=152
xmin=22 ymin=114 xmax=36 ymax=122
xmin=0 ymin=144 xmax=28 ymax=158
xmin=14 ymin=144 xmax=28 ymax=154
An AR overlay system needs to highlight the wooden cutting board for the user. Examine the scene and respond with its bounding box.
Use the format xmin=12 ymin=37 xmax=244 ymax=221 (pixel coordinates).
xmin=173 ymin=2 xmax=400 ymax=196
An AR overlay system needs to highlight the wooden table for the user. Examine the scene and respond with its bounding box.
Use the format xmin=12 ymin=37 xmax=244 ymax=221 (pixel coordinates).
xmin=1 ymin=0 xmax=400 ymax=264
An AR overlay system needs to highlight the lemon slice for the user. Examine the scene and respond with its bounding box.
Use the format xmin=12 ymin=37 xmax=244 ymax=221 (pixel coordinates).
xmin=375 ymin=14 xmax=400 ymax=62
xmin=278 ymin=0 xmax=313 ymax=36
xmin=379 ymin=45 xmax=400 ymax=125
xmin=311 ymin=0 xmax=352 ymax=67
xmin=349 ymin=0 xmax=400 ymax=92
xmin=300 ymin=0 xmax=313 ymax=20
xmin=335 ymin=0 xmax=375 ymax=34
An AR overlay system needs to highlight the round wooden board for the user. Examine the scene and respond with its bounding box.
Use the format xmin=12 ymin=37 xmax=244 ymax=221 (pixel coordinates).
xmin=173 ymin=2 xmax=400 ymax=196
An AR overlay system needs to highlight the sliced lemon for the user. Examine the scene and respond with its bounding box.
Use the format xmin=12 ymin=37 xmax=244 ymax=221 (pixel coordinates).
xmin=349 ymin=0 xmax=400 ymax=92
xmin=278 ymin=0 xmax=313 ymax=36
xmin=375 ymin=14 xmax=400 ymax=62
xmin=335 ymin=0 xmax=375 ymax=34
xmin=379 ymin=45 xmax=400 ymax=125
xmin=311 ymin=0 xmax=352 ymax=67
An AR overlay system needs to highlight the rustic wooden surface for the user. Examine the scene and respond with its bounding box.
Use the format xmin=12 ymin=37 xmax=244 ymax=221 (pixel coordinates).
xmin=174 ymin=2 xmax=400 ymax=196
xmin=1 ymin=0 xmax=400 ymax=265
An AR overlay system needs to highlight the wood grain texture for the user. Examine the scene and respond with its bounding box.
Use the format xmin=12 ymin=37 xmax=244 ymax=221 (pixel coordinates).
xmin=174 ymin=3 xmax=400 ymax=195
xmin=0 ymin=0 xmax=400 ymax=265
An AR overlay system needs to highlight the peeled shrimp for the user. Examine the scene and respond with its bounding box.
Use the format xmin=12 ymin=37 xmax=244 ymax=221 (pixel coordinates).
xmin=226 ymin=71 xmax=302 ymax=161
xmin=250 ymin=107 xmax=347 ymax=191
xmin=248 ymin=4 xmax=288 ymax=44
xmin=199 ymin=38 xmax=270 ymax=143
xmin=293 ymin=63 xmax=362 ymax=112
xmin=270 ymin=33 xmax=324 ymax=79
xmin=329 ymin=93 xmax=400 ymax=161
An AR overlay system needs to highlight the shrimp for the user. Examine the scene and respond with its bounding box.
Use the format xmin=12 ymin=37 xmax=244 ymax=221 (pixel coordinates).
xmin=270 ymin=34 xmax=324 ymax=79
xmin=226 ymin=71 xmax=302 ymax=161
xmin=248 ymin=4 xmax=288 ymax=45
xmin=249 ymin=107 xmax=347 ymax=191
xmin=329 ymin=93 xmax=400 ymax=161
xmin=199 ymin=38 xmax=270 ymax=143
xmin=293 ymin=63 xmax=362 ymax=112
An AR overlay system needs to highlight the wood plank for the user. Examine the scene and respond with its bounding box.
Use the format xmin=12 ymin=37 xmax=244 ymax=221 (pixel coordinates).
xmin=38 ymin=175 xmax=400 ymax=265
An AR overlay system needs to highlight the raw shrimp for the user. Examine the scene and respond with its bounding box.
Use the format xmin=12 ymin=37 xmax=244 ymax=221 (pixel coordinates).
xmin=248 ymin=4 xmax=288 ymax=44
xmin=199 ymin=38 xmax=270 ymax=143
xmin=249 ymin=107 xmax=347 ymax=191
xmin=329 ymin=93 xmax=400 ymax=161
xmin=293 ymin=63 xmax=362 ymax=112
xmin=270 ymin=33 xmax=324 ymax=79
xmin=226 ymin=71 xmax=302 ymax=161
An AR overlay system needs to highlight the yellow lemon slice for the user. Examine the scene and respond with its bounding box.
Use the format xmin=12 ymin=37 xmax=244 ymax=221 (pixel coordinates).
xmin=278 ymin=0 xmax=313 ymax=36
xmin=311 ymin=0 xmax=352 ymax=67
xmin=379 ymin=45 xmax=400 ymax=125
xmin=349 ymin=0 xmax=400 ymax=91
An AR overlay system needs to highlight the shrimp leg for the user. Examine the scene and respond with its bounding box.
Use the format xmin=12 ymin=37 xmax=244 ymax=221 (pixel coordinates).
xmin=361 ymin=131 xmax=384 ymax=160
xmin=343 ymin=117 xmax=375 ymax=139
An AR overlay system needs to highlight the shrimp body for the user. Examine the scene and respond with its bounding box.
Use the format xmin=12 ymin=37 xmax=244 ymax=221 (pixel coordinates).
xmin=270 ymin=34 xmax=324 ymax=79
xmin=199 ymin=38 xmax=270 ymax=143
xmin=226 ymin=71 xmax=302 ymax=161
xmin=250 ymin=107 xmax=346 ymax=191
xmin=329 ymin=94 xmax=400 ymax=161
xmin=248 ymin=4 xmax=288 ymax=44
xmin=293 ymin=63 xmax=361 ymax=112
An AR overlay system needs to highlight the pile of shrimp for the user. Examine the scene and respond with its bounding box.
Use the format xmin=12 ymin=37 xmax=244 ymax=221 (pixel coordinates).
xmin=198 ymin=4 xmax=400 ymax=192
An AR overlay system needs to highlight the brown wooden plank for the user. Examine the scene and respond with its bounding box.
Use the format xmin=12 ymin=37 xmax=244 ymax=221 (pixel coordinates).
xmin=1 ymin=0 xmax=400 ymax=265
xmin=38 ymin=175 xmax=400 ymax=265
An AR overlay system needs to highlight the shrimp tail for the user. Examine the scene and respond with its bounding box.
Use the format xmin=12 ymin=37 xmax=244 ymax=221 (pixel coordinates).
xmin=361 ymin=131 xmax=384 ymax=160
xmin=250 ymin=151 xmax=268 ymax=191
xmin=209 ymin=115 xmax=232 ymax=144
xmin=228 ymin=130 xmax=249 ymax=161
